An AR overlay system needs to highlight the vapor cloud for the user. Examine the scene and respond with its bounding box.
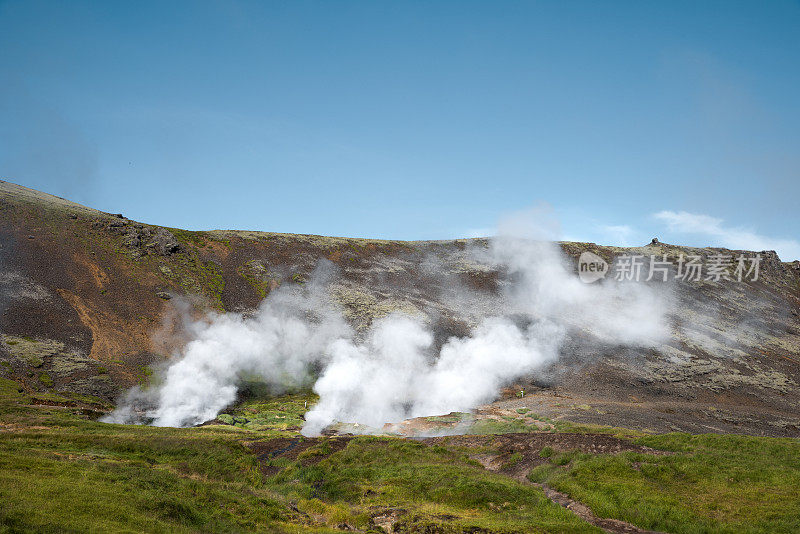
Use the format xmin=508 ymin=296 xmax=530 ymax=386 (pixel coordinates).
xmin=105 ymin=271 xmax=350 ymax=427
xmin=106 ymin=212 xmax=672 ymax=435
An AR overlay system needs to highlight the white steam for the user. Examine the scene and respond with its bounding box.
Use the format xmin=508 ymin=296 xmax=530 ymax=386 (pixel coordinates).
xmin=104 ymin=276 xmax=351 ymax=427
xmin=303 ymin=315 xmax=566 ymax=435
xmin=104 ymin=213 xmax=672 ymax=435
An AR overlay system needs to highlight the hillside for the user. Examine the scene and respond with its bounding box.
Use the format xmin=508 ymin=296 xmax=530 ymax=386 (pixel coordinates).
xmin=1 ymin=180 xmax=799 ymax=437
xmin=3 ymin=180 xmax=800 ymax=533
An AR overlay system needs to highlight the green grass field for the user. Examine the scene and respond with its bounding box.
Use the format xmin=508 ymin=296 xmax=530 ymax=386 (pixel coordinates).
xmin=529 ymin=433 xmax=800 ymax=533
xmin=1 ymin=377 xmax=799 ymax=533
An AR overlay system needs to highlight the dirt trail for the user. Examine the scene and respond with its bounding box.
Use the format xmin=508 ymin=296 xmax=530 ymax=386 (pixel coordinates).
xmin=250 ymin=433 xmax=667 ymax=533
xmin=529 ymin=481 xmax=663 ymax=534
xmin=424 ymin=433 xmax=668 ymax=534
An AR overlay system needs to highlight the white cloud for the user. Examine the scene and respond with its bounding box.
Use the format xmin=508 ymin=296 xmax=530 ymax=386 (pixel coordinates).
xmin=654 ymin=210 xmax=800 ymax=261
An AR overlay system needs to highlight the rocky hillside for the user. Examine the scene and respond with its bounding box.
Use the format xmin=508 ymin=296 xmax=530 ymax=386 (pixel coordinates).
xmin=1 ymin=180 xmax=799 ymax=436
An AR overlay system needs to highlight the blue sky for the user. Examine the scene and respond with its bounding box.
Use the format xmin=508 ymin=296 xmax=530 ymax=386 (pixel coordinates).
xmin=1 ymin=1 xmax=798 ymax=259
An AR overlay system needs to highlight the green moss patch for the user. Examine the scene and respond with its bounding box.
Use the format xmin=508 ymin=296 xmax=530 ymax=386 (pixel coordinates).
xmin=38 ymin=373 xmax=54 ymax=387
xmin=218 ymin=393 xmax=316 ymax=433
xmin=2 ymin=335 xmax=64 ymax=368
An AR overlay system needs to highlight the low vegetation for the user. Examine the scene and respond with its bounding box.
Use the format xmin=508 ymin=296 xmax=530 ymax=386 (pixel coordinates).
xmin=269 ymin=436 xmax=598 ymax=532
xmin=1 ymin=377 xmax=800 ymax=533
xmin=0 ymin=379 xmax=308 ymax=533
xmin=214 ymin=392 xmax=317 ymax=434
xmin=528 ymin=433 xmax=800 ymax=533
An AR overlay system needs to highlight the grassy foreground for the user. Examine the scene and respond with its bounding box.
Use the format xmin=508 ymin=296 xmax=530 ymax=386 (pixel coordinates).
xmin=529 ymin=432 xmax=800 ymax=533
xmin=1 ymin=377 xmax=799 ymax=533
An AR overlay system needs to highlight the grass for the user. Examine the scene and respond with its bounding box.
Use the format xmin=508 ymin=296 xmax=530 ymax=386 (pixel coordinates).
xmin=270 ymin=436 xmax=599 ymax=532
xmin=0 ymin=428 xmax=287 ymax=532
xmin=0 ymin=377 xmax=597 ymax=533
xmin=37 ymin=372 xmax=53 ymax=387
xmin=528 ymin=433 xmax=800 ymax=533
xmin=215 ymin=392 xmax=317 ymax=434
xmin=469 ymin=417 xmax=542 ymax=434
xmin=237 ymin=260 xmax=274 ymax=299
xmin=2 ymin=375 xmax=800 ymax=533
xmin=500 ymin=451 xmax=524 ymax=470
xmin=2 ymin=335 xmax=64 ymax=368
xmin=425 ymin=412 xmax=469 ymax=423
xmin=169 ymin=228 xmax=209 ymax=248
xmin=0 ymin=380 xmax=325 ymax=533
xmin=0 ymin=379 xmax=598 ymax=532
xmin=28 ymin=390 xmax=112 ymax=410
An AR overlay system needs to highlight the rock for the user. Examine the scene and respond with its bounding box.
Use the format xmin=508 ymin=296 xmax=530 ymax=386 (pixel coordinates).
xmin=147 ymin=228 xmax=182 ymax=256
xmin=68 ymin=214 xmax=78 ymax=219
xmin=156 ymin=291 xmax=172 ymax=300
xmin=122 ymin=229 xmax=141 ymax=248
xmin=759 ymin=250 xmax=784 ymax=273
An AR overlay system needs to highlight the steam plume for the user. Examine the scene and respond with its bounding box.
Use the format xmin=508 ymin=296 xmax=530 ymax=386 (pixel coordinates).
xmin=105 ymin=212 xmax=671 ymax=434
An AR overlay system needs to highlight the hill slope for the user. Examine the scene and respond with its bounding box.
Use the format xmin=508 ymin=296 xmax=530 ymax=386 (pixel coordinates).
xmin=1 ymin=180 xmax=799 ymax=436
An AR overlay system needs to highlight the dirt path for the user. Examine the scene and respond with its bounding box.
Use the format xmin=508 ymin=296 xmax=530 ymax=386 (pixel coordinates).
xmin=424 ymin=433 xmax=668 ymax=534
xmin=529 ymin=481 xmax=663 ymax=534
xmin=249 ymin=433 xmax=666 ymax=533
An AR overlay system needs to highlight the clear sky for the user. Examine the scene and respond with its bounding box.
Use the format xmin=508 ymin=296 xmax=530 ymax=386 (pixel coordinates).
xmin=1 ymin=1 xmax=799 ymax=259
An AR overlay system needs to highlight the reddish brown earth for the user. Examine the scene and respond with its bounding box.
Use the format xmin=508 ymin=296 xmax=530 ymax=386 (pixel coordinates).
xmin=1 ymin=180 xmax=799 ymax=437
